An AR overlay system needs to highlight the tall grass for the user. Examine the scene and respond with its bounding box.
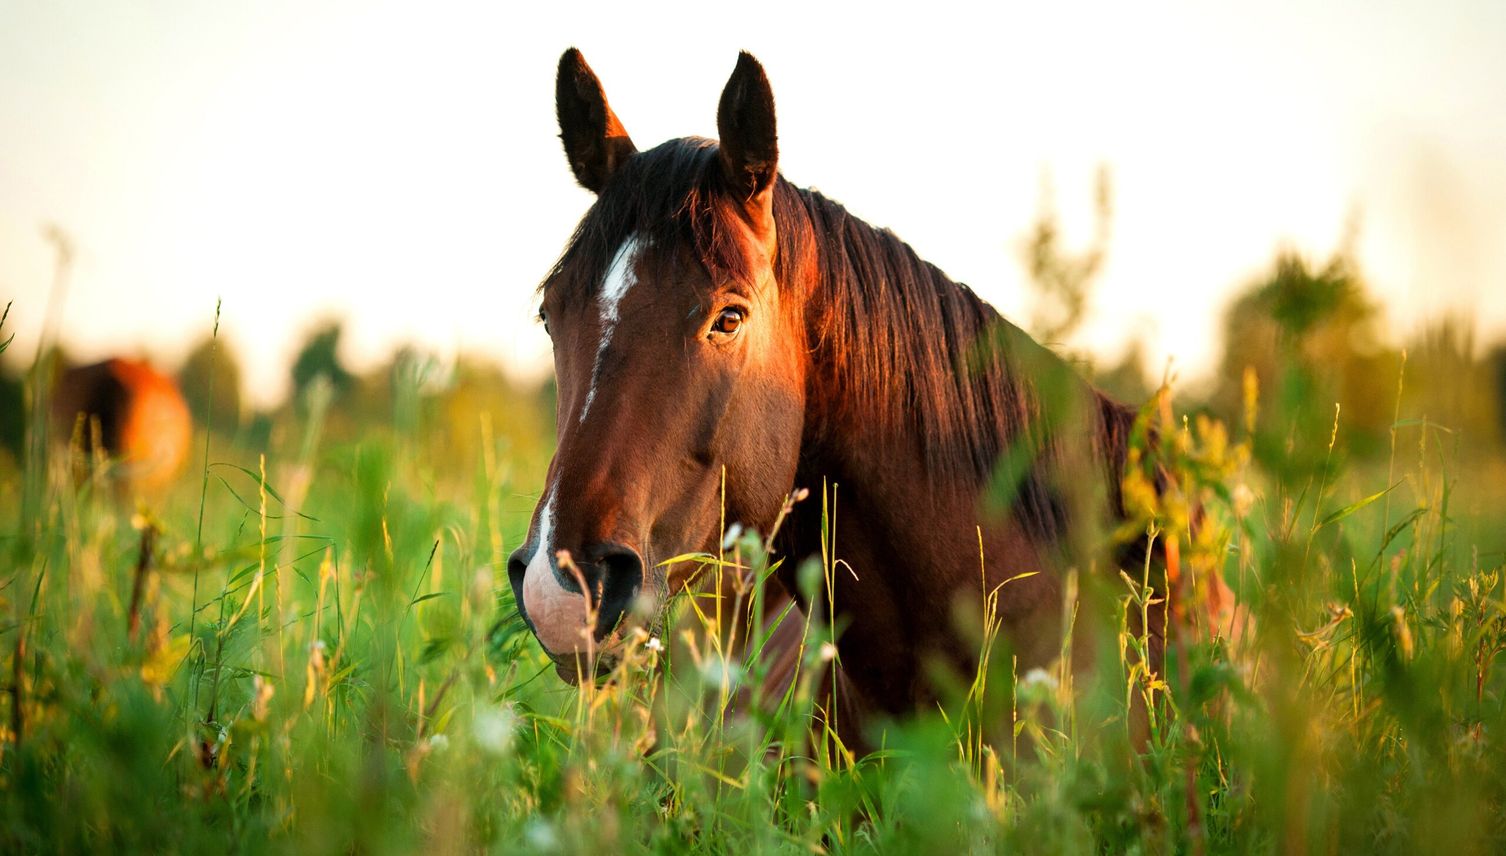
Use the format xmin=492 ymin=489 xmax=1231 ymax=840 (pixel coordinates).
xmin=2 ymin=335 xmax=1504 ymax=853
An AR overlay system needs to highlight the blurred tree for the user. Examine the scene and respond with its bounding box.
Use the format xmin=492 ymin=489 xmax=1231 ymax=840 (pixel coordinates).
xmin=436 ymin=357 xmax=553 ymax=473
xmin=242 ymin=411 xmax=274 ymax=452
xmin=0 ymin=304 xmax=20 ymax=459
xmin=1490 ymin=345 xmax=1506 ymax=445
xmin=1023 ymin=166 xmax=1112 ymax=348
xmin=0 ymin=367 xmax=20 ymax=460
xmin=342 ymin=345 xmax=444 ymax=440
xmin=1214 ymin=247 xmax=1392 ymax=475
xmin=1408 ymin=318 xmax=1475 ymax=431
xmin=1018 ymin=167 xmax=1153 ymax=404
xmin=290 ymin=322 xmax=354 ymax=408
xmin=389 ymin=346 xmax=441 ymax=439
xmin=178 ymin=333 xmax=243 ymax=434
xmin=1403 ymin=318 xmax=1504 ymax=455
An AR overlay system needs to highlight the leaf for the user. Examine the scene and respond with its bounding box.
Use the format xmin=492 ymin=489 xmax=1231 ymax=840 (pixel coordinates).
xmin=410 ymin=592 xmax=451 ymax=606
xmin=656 ymin=552 xmax=717 ymax=567
xmin=1378 ymin=507 xmax=1428 ymax=555
xmin=419 ymin=637 xmax=452 ymax=664
xmin=211 ymin=463 xmax=321 ymax=522
xmin=327 ymin=663 xmax=358 ymax=688
xmin=1318 ymin=482 xmax=1400 ymax=529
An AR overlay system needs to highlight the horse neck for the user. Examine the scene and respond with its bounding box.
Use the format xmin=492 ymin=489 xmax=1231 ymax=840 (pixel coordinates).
xmin=788 ymin=207 xmax=996 ymax=512
xmin=787 ymin=249 xmax=997 ymax=595
xmin=784 ymin=213 xmax=1131 ymax=579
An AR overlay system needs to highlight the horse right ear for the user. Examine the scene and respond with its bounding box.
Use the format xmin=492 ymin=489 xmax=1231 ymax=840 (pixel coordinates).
xmin=716 ymin=52 xmax=779 ymax=248
xmin=556 ymin=48 xmax=637 ymax=194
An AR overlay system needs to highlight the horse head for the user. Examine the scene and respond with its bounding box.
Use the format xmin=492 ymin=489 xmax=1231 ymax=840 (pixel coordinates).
xmin=508 ymin=50 xmax=809 ymax=677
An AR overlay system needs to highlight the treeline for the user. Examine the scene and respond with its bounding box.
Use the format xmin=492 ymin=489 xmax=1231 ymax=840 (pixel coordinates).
xmin=4 ymin=194 xmax=1504 ymax=478
xmin=1024 ymin=173 xmax=1506 ymax=470
xmin=0 ymin=321 xmax=556 ymax=478
xmin=1207 ymin=250 xmax=1506 ymax=479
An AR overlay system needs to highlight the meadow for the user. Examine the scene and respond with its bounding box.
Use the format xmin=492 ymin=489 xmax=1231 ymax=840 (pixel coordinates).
xmin=3 ymin=266 xmax=1506 ymax=855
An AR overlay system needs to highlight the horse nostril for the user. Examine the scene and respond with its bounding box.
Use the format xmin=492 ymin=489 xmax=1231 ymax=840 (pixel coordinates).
xmin=506 ymin=547 xmax=529 ymax=588
xmin=506 ymin=547 xmax=535 ymax=628
xmin=586 ymin=542 xmax=644 ymax=640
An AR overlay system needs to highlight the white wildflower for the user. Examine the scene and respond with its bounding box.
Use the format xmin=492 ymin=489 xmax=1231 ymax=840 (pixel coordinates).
xmin=819 ymin=642 xmax=838 ymax=662
xmin=1233 ymin=483 xmax=1255 ymax=517
xmin=1020 ymin=667 xmax=1058 ymax=691
xmin=470 ymin=565 xmax=495 ymax=609
xmin=525 ymin=820 xmax=559 ymax=851
xmin=699 ymin=656 xmax=743 ymax=689
xmin=645 ymin=636 xmax=663 ymax=653
xmin=721 ymin=523 xmax=745 ymax=550
xmin=473 ymin=704 xmax=519 ymax=757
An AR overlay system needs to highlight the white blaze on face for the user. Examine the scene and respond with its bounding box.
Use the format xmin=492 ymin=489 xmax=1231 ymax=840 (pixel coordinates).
xmin=579 ymin=236 xmax=642 ymax=423
xmin=523 ymin=236 xmax=643 ymax=656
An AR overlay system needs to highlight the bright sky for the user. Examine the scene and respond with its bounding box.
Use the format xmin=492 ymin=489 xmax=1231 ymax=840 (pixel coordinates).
xmin=3 ymin=2 xmax=1504 ymax=407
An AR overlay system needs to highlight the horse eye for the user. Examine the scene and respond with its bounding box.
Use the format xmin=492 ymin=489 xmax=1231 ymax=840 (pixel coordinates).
xmin=537 ymin=308 xmax=550 ymax=335
xmin=712 ymin=308 xmax=743 ymax=336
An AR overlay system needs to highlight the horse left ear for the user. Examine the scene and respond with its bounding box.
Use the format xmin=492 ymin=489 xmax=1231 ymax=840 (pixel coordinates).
xmin=556 ymin=48 xmax=637 ymax=194
xmin=717 ymin=52 xmax=778 ymax=241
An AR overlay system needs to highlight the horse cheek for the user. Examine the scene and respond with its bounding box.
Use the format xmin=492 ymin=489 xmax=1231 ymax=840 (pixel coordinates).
xmin=727 ymin=378 xmax=804 ymax=531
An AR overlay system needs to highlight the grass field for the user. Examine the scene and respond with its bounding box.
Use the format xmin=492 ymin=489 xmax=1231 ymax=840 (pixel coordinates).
xmin=3 ymin=320 xmax=1506 ymax=853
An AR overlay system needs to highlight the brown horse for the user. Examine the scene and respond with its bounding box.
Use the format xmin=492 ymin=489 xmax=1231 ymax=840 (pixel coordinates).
xmin=52 ymin=358 xmax=192 ymax=493
xmin=508 ymin=50 xmax=1229 ymax=729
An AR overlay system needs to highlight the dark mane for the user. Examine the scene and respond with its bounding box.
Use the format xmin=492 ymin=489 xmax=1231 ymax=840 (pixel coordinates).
xmin=546 ymin=138 xmax=1135 ymax=538
xmin=787 ymin=178 xmax=1137 ymax=544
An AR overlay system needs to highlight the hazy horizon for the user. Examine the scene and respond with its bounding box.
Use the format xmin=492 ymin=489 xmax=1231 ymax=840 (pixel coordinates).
xmin=4 ymin=2 xmax=1504 ymax=407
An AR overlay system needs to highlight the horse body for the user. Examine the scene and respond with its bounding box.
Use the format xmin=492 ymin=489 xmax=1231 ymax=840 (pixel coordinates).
xmin=52 ymin=358 xmax=192 ymax=492
xmin=509 ymin=50 xmax=1181 ymax=725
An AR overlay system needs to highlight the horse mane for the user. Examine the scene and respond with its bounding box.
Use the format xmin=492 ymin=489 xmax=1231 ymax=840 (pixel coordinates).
xmin=786 ymin=183 xmax=1141 ymax=544
xmin=544 ymin=138 xmax=1136 ymax=542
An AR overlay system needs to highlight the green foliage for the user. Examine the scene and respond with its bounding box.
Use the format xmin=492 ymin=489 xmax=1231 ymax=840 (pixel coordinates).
xmin=3 ymin=305 xmax=1506 ymax=853
xmin=1215 ymin=248 xmax=1391 ymax=472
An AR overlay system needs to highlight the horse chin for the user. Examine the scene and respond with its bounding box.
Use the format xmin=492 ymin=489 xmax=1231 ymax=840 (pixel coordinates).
xmin=549 ymin=648 xmax=623 ymax=685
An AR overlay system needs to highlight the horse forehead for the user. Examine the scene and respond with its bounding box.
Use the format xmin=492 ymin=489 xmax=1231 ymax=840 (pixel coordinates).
xmin=600 ymin=236 xmax=644 ymax=310
xmin=605 ymin=238 xmax=709 ymax=310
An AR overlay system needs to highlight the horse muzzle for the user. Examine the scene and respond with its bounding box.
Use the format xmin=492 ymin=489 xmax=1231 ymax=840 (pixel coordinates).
xmin=507 ymin=539 xmax=644 ymax=668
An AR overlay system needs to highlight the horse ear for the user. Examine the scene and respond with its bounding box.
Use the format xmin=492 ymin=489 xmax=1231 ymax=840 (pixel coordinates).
xmin=716 ymin=52 xmax=778 ymax=235
xmin=556 ymin=48 xmax=637 ymax=194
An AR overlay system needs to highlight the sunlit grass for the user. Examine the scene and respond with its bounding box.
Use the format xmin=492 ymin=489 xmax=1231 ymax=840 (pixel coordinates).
xmin=2 ymin=329 xmax=1505 ymax=853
